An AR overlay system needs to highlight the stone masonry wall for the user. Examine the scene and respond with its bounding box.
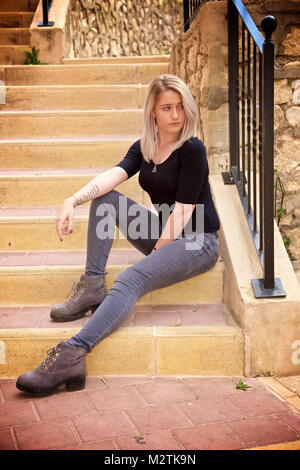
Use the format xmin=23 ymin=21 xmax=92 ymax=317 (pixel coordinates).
xmin=66 ymin=0 xmax=182 ymax=58
xmin=169 ymin=0 xmax=300 ymax=265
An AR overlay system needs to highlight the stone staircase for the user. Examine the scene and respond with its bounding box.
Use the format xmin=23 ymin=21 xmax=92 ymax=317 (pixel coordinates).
xmin=0 ymin=0 xmax=38 ymax=65
xmin=0 ymin=56 xmax=245 ymax=378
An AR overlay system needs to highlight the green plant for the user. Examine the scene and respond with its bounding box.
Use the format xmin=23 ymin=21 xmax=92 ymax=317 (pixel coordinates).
xmin=236 ymin=379 xmax=252 ymax=392
xmin=274 ymin=169 xmax=286 ymax=227
xmin=282 ymin=235 xmax=296 ymax=261
xmin=23 ymin=46 xmax=47 ymax=65
xmin=274 ymin=169 xmax=297 ymax=261
xmin=284 ymin=236 xmax=291 ymax=249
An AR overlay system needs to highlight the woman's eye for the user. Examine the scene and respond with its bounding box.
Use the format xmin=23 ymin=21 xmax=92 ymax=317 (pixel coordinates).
xmin=161 ymin=104 xmax=183 ymax=111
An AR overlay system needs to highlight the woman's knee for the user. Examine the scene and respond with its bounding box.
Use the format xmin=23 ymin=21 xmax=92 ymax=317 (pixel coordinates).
xmin=91 ymin=190 xmax=120 ymax=207
xmin=114 ymin=265 xmax=149 ymax=295
xmin=89 ymin=191 xmax=123 ymax=224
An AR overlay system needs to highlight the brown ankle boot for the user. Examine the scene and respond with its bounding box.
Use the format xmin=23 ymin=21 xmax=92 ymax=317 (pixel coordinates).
xmin=50 ymin=274 xmax=107 ymax=322
xmin=16 ymin=342 xmax=87 ymax=397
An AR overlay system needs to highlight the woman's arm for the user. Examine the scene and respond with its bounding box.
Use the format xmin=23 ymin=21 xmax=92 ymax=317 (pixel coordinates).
xmin=70 ymin=167 xmax=128 ymax=207
xmin=56 ymin=167 xmax=128 ymax=241
xmin=152 ymin=201 xmax=195 ymax=252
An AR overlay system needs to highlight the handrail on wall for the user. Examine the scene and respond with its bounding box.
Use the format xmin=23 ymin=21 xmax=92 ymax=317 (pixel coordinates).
xmin=38 ymin=0 xmax=55 ymax=27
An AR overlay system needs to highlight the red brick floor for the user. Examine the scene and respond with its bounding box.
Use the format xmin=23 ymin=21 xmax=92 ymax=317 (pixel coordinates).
xmin=0 ymin=375 xmax=299 ymax=450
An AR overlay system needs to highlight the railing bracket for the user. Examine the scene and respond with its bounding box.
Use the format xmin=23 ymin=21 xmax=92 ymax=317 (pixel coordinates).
xmin=251 ymin=277 xmax=286 ymax=298
xmin=222 ymin=171 xmax=235 ymax=185
xmin=38 ymin=0 xmax=54 ymax=28
xmin=38 ymin=21 xmax=54 ymax=27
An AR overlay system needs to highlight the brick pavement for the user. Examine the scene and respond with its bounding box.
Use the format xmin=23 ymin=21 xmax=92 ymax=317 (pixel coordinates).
xmin=1 ymin=375 xmax=300 ymax=450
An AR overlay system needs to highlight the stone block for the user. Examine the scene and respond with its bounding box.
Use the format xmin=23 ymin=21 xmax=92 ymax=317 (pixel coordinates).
xmin=292 ymin=80 xmax=300 ymax=104
xmin=211 ymin=174 xmax=300 ymax=377
xmin=280 ymin=25 xmax=300 ymax=57
xmin=86 ymin=328 xmax=155 ymax=376
xmin=275 ymin=79 xmax=292 ymax=105
xmin=155 ymin=326 xmax=244 ymax=376
xmin=286 ymin=106 xmax=300 ymax=127
xmin=274 ymin=104 xmax=287 ymax=131
xmin=202 ymin=103 xmax=229 ymax=152
xmin=30 ymin=0 xmax=72 ymax=64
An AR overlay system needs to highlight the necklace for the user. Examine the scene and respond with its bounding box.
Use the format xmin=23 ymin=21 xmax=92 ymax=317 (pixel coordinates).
xmin=152 ymin=143 xmax=175 ymax=174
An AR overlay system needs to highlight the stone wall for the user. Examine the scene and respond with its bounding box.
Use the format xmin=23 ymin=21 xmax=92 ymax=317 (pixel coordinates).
xmin=66 ymin=0 xmax=182 ymax=58
xmin=169 ymin=0 xmax=300 ymax=265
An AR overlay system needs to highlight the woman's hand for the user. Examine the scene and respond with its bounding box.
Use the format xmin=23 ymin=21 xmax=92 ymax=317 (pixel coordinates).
xmin=149 ymin=202 xmax=195 ymax=252
xmin=56 ymin=197 xmax=75 ymax=242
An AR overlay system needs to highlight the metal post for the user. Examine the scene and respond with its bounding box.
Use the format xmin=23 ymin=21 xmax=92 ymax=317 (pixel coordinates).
xmin=251 ymin=15 xmax=286 ymax=298
xmin=38 ymin=0 xmax=54 ymax=27
xmin=183 ymin=0 xmax=190 ymax=32
xmin=262 ymin=15 xmax=276 ymax=289
xmin=223 ymin=0 xmax=239 ymax=185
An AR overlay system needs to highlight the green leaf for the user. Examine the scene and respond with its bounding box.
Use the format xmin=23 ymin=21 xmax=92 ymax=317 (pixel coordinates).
xmin=236 ymin=379 xmax=252 ymax=392
xmin=23 ymin=46 xmax=44 ymax=65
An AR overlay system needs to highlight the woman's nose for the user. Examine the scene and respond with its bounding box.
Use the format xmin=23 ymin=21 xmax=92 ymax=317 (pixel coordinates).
xmin=171 ymin=107 xmax=178 ymax=119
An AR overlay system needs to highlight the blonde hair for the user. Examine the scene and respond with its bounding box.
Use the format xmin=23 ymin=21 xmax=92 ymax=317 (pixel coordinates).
xmin=140 ymin=74 xmax=198 ymax=163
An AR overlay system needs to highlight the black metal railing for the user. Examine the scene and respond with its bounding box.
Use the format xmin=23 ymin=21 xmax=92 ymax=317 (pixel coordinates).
xmin=38 ymin=0 xmax=55 ymax=27
xmin=223 ymin=0 xmax=285 ymax=298
xmin=183 ymin=0 xmax=209 ymax=31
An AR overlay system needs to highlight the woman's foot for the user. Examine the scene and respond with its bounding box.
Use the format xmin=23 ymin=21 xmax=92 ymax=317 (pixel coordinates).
xmin=16 ymin=342 xmax=87 ymax=397
xmin=50 ymin=274 xmax=107 ymax=322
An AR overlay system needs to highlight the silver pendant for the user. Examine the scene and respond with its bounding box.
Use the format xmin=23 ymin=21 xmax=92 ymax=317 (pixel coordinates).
xmin=152 ymin=164 xmax=157 ymax=173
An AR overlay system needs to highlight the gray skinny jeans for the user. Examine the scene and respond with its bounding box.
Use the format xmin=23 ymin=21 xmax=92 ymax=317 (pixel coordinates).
xmin=66 ymin=190 xmax=219 ymax=351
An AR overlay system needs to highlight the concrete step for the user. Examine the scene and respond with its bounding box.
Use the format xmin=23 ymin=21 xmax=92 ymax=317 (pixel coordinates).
xmin=3 ymin=84 xmax=148 ymax=110
xmin=1 ymin=62 xmax=169 ymax=85
xmin=0 ymin=12 xmax=34 ymax=28
xmin=0 ymin=55 xmax=242 ymax=379
xmin=0 ymin=0 xmax=38 ymax=12
xmin=62 ymin=55 xmax=170 ymax=64
xmin=0 ymin=304 xmax=244 ymax=377
xmin=0 ymin=168 xmax=150 ymax=206
xmin=0 ymin=44 xmax=28 ymax=65
xmin=0 ymin=205 xmax=142 ymax=251
xmin=0 ymin=28 xmax=30 ymax=45
xmin=0 ymin=250 xmax=224 ymax=306
xmin=0 ymin=137 xmax=136 ymax=169
xmin=0 ymin=109 xmax=143 ymax=139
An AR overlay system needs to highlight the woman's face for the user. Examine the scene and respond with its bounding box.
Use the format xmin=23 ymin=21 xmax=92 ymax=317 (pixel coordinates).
xmin=153 ymin=89 xmax=186 ymax=139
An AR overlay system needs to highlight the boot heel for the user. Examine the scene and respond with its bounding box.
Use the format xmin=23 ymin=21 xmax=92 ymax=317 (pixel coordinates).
xmin=90 ymin=304 xmax=99 ymax=315
xmin=66 ymin=375 xmax=86 ymax=392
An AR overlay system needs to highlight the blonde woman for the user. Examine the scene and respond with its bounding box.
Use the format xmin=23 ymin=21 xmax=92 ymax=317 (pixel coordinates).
xmin=16 ymin=74 xmax=220 ymax=396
